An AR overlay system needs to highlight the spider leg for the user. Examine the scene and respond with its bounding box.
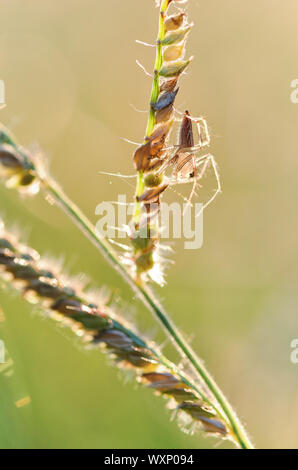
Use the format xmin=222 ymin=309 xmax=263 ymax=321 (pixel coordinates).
xmin=196 ymin=117 xmax=211 ymax=148
xmin=156 ymin=147 xmax=179 ymax=175
xmin=181 ymin=152 xmax=212 ymax=214
xmin=195 ymin=154 xmax=221 ymax=218
xmin=174 ymin=152 xmax=193 ymax=177
xmin=195 ymin=153 xmax=211 ymax=177
xmin=183 ymin=153 xmax=198 ymax=215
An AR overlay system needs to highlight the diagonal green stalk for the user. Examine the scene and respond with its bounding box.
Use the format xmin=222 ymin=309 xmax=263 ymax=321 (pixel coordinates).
xmin=129 ymin=0 xmax=254 ymax=448
xmin=40 ymin=178 xmax=221 ymax=410
xmin=40 ymin=174 xmax=253 ymax=449
xmin=0 ymin=225 xmax=227 ymax=426
xmin=133 ymin=0 xmax=167 ymax=223
xmin=1 ymin=118 xmax=253 ymax=446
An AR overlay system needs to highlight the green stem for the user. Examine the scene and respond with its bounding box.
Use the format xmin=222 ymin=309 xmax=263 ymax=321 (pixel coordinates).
xmin=133 ymin=0 xmax=167 ymax=224
xmin=129 ymin=2 xmax=253 ymax=446
xmin=0 ymin=246 xmax=219 ymax=423
xmin=139 ymin=284 xmax=253 ymax=449
xmin=40 ymin=175 xmax=253 ymax=449
xmin=145 ymin=0 xmax=166 ymax=137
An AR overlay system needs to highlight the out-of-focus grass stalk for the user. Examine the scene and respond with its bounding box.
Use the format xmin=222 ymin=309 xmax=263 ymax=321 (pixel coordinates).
xmin=0 ymin=125 xmax=253 ymax=448
xmin=0 ymin=219 xmax=229 ymax=438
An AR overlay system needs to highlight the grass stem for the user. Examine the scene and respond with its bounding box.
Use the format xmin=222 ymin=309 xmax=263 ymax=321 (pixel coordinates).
xmin=41 ymin=175 xmax=253 ymax=449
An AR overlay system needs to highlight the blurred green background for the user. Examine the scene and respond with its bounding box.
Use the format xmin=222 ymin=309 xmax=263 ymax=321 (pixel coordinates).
xmin=0 ymin=0 xmax=298 ymax=449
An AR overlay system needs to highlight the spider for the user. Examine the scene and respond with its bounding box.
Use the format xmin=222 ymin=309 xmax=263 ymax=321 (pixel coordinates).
xmin=157 ymin=110 xmax=221 ymax=216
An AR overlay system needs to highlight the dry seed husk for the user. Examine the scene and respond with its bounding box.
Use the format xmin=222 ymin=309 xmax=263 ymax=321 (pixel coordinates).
xmin=160 ymin=77 xmax=178 ymax=93
xmin=164 ymin=13 xmax=185 ymax=32
xmin=163 ymin=43 xmax=185 ymax=62
xmin=148 ymin=122 xmax=171 ymax=145
xmin=133 ymin=123 xmax=171 ymax=171
xmin=159 ymin=26 xmax=192 ymax=46
xmin=136 ymin=184 xmax=168 ymax=203
xmin=142 ymin=371 xmax=182 ymax=389
xmin=0 ymin=248 xmax=15 ymax=266
xmin=133 ymin=141 xmax=152 ymax=172
xmin=146 ymin=158 xmax=163 ymax=172
xmin=155 ymin=103 xmax=174 ymax=125
xmin=24 ymin=277 xmax=75 ymax=300
xmin=163 ymin=388 xmax=197 ymax=402
xmin=178 ymin=402 xmax=228 ymax=435
xmin=159 ymin=58 xmax=192 ymax=77
xmin=151 ymin=89 xmax=179 ymax=112
xmin=147 ymin=122 xmax=172 ymax=157
xmin=0 ymin=144 xmax=24 ymax=170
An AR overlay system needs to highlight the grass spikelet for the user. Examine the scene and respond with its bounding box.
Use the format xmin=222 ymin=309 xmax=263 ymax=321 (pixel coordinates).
xmin=129 ymin=0 xmax=216 ymax=285
xmin=0 ymin=124 xmax=251 ymax=448
xmin=0 ymin=219 xmax=232 ymax=441
xmin=0 ymin=125 xmax=39 ymax=194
